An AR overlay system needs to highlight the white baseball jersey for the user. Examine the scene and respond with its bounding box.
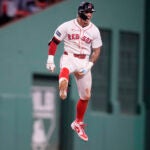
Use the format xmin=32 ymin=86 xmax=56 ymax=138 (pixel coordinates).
xmin=51 ymin=19 xmax=102 ymax=99
xmin=53 ymin=19 xmax=102 ymax=56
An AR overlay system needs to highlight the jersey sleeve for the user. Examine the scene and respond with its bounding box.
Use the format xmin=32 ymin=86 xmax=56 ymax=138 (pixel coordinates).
xmin=92 ymin=27 xmax=103 ymax=48
xmin=53 ymin=22 xmax=67 ymax=41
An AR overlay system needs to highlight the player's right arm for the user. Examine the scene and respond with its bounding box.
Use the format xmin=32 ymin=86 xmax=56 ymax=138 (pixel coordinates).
xmin=46 ymin=36 xmax=60 ymax=72
xmin=46 ymin=22 xmax=67 ymax=72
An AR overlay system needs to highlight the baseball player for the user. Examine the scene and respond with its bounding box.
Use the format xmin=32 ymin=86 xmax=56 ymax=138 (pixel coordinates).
xmin=46 ymin=1 xmax=102 ymax=141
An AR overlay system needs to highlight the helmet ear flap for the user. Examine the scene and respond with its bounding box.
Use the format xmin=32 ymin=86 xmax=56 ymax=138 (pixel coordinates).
xmin=78 ymin=12 xmax=88 ymax=20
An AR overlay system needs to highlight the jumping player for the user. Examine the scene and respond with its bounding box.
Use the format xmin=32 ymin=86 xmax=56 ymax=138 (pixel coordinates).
xmin=46 ymin=1 xmax=102 ymax=141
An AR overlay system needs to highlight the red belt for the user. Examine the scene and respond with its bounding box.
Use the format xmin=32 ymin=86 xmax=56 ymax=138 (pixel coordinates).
xmin=64 ymin=51 xmax=86 ymax=59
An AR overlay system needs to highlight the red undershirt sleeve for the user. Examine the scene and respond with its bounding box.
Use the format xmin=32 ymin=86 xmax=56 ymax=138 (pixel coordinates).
xmin=48 ymin=37 xmax=60 ymax=55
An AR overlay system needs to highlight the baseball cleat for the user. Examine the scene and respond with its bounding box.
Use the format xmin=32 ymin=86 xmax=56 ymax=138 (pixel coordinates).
xmin=71 ymin=120 xmax=88 ymax=141
xmin=59 ymin=79 xmax=68 ymax=100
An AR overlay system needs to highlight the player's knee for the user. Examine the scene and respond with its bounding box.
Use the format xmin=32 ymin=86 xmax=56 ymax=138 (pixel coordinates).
xmin=84 ymin=95 xmax=91 ymax=100
xmin=84 ymin=88 xmax=91 ymax=100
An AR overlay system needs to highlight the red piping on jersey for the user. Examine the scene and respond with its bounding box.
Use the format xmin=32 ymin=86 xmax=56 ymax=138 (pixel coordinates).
xmin=73 ymin=19 xmax=93 ymax=54
xmin=73 ymin=20 xmax=82 ymax=52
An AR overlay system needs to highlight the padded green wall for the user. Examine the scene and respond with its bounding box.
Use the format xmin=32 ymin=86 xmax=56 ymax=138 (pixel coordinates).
xmin=0 ymin=0 xmax=145 ymax=150
xmin=144 ymin=0 xmax=150 ymax=149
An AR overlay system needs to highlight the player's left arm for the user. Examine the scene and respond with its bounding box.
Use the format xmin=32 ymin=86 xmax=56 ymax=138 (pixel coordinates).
xmin=78 ymin=47 xmax=101 ymax=76
xmin=89 ymin=47 xmax=101 ymax=64
xmin=78 ymin=27 xmax=102 ymax=75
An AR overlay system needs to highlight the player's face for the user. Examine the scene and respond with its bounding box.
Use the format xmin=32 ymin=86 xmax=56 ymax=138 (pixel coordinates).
xmin=82 ymin=12 xmax=93 ymax=26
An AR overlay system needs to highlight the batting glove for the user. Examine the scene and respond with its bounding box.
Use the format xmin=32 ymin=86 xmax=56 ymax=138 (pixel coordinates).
xmin=46 ymin=55 xmax=55 ymax=72
xmin=78 ymin=61 xmax=94 ymax=75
